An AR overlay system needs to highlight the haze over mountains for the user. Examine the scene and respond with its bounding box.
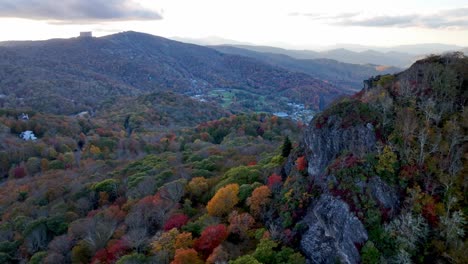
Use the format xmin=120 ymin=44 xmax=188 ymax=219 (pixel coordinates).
xmin=210 ymin=45 xmax=400 ymax=90
xmin=174 ymin=36 xmax=467 ymax=68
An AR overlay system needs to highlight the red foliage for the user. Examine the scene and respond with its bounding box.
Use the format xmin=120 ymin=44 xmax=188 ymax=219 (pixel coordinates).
xmin=267 ymin=174 xmax=282 ymax=190
xmin=247 ymin=161 xmax=257 ymax=166
xmin=87 ymin=209 xmax=99 ymax=218
xmin=13 ymin=166 xmax=26 ymax=178
xmin=91 ymin=239 xmax=128 ymax=264
xmin=328 ymin=154 xmax=360 ymax=172
xmin=91 ymin=248 xmax=108 ymax=264
xmin=422 ymin=202 xmax=438 ymax=226
xmin=296 ymin=156 xmax=307 ymax=171
xmin=315 ymin=116 xmax=328 ymax=129
xmin=399 ymin=164 xmax=419 ymax=180
xmin=194 ymin=224 xmax=228 ymax=258
xmin=95 ymin=127 xmax=113 ymax=137
xmin=163 ymin=214 xmax=189 ymax=231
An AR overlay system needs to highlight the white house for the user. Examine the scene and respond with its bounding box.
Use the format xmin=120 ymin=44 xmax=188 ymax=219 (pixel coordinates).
xmin=20 ymin=131 xmax=37 ymax=141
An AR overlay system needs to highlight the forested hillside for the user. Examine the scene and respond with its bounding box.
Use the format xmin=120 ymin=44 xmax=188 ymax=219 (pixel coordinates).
xmin=0 ymin=31 xmax=345 ymax=116
xmin=0 ymin=45 xmax=466 ymax=264
xmin=212 ymin=45 xmax=401 ymax=90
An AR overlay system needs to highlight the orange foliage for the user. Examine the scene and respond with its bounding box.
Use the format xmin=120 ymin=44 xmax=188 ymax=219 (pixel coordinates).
xmin=172 ymin=248 xmax=204 ymax=264
xmin=206 ymin=184 xmax=239 ymax=216
xmin=174 ymin=232 xmax=194 ymax=250
xmin=247 ymin=185 xmax=271 ymax=218
xmin=296 ymin=156 xmax=307 ymax=171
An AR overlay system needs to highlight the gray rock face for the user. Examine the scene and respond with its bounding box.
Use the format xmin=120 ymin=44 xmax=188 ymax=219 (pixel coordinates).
xmin=303 ymin=116 xmax=376 ymax=184
xmin=300 ymin=195 xmax=368 ymax=264
xmin=368 ymin=177 xmax=399 ymax=215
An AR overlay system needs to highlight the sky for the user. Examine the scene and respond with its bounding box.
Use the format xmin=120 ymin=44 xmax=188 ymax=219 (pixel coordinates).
xmin=0 ymin=0 xmax=467 ymax=49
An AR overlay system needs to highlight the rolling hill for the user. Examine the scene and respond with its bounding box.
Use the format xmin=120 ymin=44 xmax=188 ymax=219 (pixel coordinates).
xmin=211 ymin=45 xmax=400 ymax=90
xmin=0 ymin=31 xmax=346 ymax=115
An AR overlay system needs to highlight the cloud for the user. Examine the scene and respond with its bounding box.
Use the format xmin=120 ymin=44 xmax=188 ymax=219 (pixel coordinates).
xmin=0 ymin=0 xmax=162 ymax=23
xmin=291 ymin=8 xmax=468 ymax=29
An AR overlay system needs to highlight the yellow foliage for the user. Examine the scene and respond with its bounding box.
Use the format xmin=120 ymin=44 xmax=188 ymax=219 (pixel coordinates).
xmin=90 ymin=145 xmax=101 ymax=155
xmin=206 ymin=184 xmax=239 ymax=216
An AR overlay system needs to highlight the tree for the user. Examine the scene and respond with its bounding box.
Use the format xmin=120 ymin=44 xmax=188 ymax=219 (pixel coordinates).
xmin=164 ymin=214 xmax=190 ymax=231
xmin=71 ymin=240 xmax=92 ymax=264
xmin=187 ymin=177 xmax=209 ymax=199
xmin=194 ymin=224 xmax=228 ymax=258
xmin=252 ymin=238 xmax=277 ymax=264
xmin=207 ymin=245 xmax=229 ymax=264
xmin=207 ymin=184 xmax=239 ymax=216
xmin=376 ymin=145 xmax=398 ymax=182
xmin=267 ymin=174 xmax=282 ymax=191
xmin=172 ymin=248 xmax=204 ymax=264
xmin=295 ymin=156 xmax=307 ymax=172
xmin=230 ymin=255 xmax=261 ymax=264
xmin=174 ymin=232 xmax=194 ymax=250
xmin=152 ymin=228 xmax=180 ymax=259
xmin=361 ymin=241 xmax=381 ymax=264
xmin=247 ymin=185 xmax=271 ymax=219
xmin=281 ymin=136 xmax=292 ymax=157
xmin=228 ymin=211 xmax=255 ymax=240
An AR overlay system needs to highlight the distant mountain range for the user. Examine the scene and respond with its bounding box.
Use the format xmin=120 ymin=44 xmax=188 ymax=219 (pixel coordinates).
xmin=173 ymin=36 xmax=467 ymax=68
xmin=0 ymin=31 xmax=346 ymax=115
xmin=320 ymin=43 xmax=464 ymax=54
xmin=222 ymin=45 xmax=414 ymax=68
xmin=211 ymin=45 xmax=400 ymax=90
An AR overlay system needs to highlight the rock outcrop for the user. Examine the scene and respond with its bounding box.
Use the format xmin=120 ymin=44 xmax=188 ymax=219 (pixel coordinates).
xmin=300 ymin=195 xmax=368 ymax=264
xmin=303 ymin=115 xmax=376 ymax=185
xmin=368 ymin=176 xmax=399 ymax=215
xmin=299 ymin=113 xmax=378 ymax=263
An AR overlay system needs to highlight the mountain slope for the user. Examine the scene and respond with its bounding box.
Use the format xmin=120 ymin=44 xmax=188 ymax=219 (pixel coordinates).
xmin=226 ymin=44 xmax=414 ymax=68
xmin=296 ymin=52 xmax=467 ymax=263
xmin=0 ymin=31 xmax=345 ymax=115
xmin=212 ymin=45 xmax=401 ymax=90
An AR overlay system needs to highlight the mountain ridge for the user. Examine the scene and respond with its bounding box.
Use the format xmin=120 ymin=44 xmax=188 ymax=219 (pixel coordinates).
xmin=0 ymin=31 xmax=346 ymax=116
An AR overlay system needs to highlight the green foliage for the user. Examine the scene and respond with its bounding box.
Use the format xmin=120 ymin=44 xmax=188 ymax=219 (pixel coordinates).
xmin=230 ymin=255 xmax=261 ymax=264
xmin=361 ymin=241 xmax=381 ymax=264
xmin=29 ymin=251 xmax=47 ymax=264
xmin=375 ymin=146 xmax=398 ymax=183
xmin=48 ymin=160 xmax=65 ymax=170
xmin=71 ymin=240 xmax=92 ymax=264
xmin=46 ymin=215 xmax=69 ymax=236
xmin=315 ymin=98 xmax=379 ymax=129
xmin=239 ymin=183 xmax=259 ymax=203
xmin=0 ymin=253 xmax=10 ymax=264
xmin=253 ymin=238 xmax=278 ymax=263
xmin=92 ymin=179 xmax=119 ymax=195
xmin=216 ymin=166 xmax=261 ymax=190
xmin=116 ymin=253 xmax=150 ymax=264
xmin=375 ymin=75 xmax=395 ymax=87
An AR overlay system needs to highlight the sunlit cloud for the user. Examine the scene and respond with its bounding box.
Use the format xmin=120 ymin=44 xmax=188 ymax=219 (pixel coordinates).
xmin=0 ymin=0 xmax=162 ymax=23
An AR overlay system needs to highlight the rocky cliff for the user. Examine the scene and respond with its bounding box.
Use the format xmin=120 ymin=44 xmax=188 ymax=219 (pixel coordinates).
xmin=303 ymin=115 xmax=376 ymax=185
xmin=298 ymin=112 xmax=377 ymax=263
xmin=297 ymin=53 xmax=468 ymax=264
xmin=300 ymin=195 xmax=368 ymax=264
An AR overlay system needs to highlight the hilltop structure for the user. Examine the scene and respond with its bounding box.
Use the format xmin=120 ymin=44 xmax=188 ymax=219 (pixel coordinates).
xmin=79 ymin=31 xmax=92 ymax=38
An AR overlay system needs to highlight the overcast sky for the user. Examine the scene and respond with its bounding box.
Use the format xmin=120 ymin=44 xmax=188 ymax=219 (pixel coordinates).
xmin=1 ymin=0 xmax=467 ymax=49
